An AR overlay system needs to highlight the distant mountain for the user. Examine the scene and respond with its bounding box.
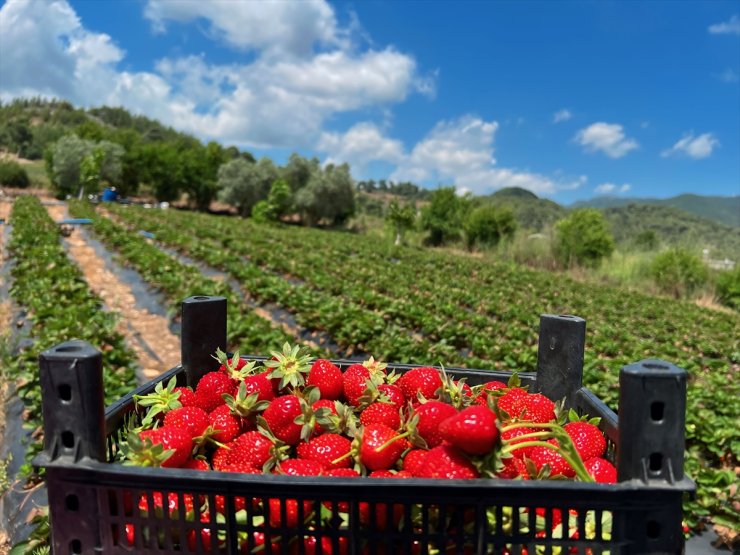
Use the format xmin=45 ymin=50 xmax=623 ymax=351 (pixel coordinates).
xmin=572 ymin=194 xmax=740 ymax=227
xmin=486 ymin=188 xmax=566 ymax=232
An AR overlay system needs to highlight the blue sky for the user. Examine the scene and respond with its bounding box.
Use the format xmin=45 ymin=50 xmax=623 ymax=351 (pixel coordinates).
xmin=1 ymin=0 xmax=738 ymax=203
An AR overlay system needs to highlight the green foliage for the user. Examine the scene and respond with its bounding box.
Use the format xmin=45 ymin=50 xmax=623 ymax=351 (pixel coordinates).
xmin=555 ymin=208 xmax=615 ymax=268
xmin=650 ymin=248 xmax=709 ymax=299
xmin=420 ymin=187 xmax=468 ymax=246
xmin=634 ymin=229 xmax=659 ymax=251
xmin=50 ymin=134 xmax=91 ymax=196
xmin=464 ymin=204 xmax=517 ymax=250
xmin=0 ymin=160 xmax=30 ymax=188
xmin=294 ymin=163 xmax=355 ymax=226
xmin=79 ymin=148 xmax=104 ymax=196
xmin=49 ymin=135 xmax=123 ymax=197
xmin=251 ymin=200 xmax=274 ymax=223
xmin=714 ymin=266 xmax=740 ymax=310
xmin=282 ymin=153 xmax=319 ymax=192
xmin=385 ymin=200 xmax=417 ymax=245
xmin=267 ymin=179 xmax=293 ymax=218
xmin=218 ymin=157 xmax=276 ymax=216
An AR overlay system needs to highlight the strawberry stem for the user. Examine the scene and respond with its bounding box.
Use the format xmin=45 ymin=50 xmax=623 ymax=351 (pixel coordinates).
xmin=374 ymin=430 xmax=410 ymax=453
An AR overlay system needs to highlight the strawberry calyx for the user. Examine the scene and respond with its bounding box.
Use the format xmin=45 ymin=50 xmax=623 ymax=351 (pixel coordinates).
xmin=264 ymin=342 xmax=312 ymax=390
xmin=122 ymin=432 xmax=176 ymax=467
xmin=223 ymin=381 xmax=270 ymax=419
xmin=213 ymin=348 xmax=257 ymax=381
xmin=134 ymin=376 xmax=182 ymax=427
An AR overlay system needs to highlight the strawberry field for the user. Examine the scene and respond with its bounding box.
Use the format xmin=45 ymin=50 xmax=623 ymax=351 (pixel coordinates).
xmin=1 ymin=195 xmax=738 ymax=551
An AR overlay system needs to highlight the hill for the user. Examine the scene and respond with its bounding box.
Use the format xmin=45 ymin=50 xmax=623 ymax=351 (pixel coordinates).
xmin=572 ymin=194 xmax=740 ymax=227
xmin=485 ymin=187 xmax=566 ymax=232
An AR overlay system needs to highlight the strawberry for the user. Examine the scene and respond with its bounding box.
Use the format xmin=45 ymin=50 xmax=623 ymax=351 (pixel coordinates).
xmin=183 ymin=458 xmax=210 ymax=471
xmin=187 ymin=511 xmax=225 ymax=552
xmin=584 ymin=457 xmax=617 ymax=483
xmin=264 ymin=342 xmax=312 ymax=391
xmin=126 ymin=427 xmax=193 ymax=468
xmin=342 ymin=364 xmax=373 ymax=406
xmin=496 ymin=455 xmax=530 ymax=479
xmin=417 ymin=444 xmax=479 ymax=479
xmin=275 ymin=458 xmax=324 ymax=476
xmin=306 ymin=359 xmax=344 ymax=400
xmin=500 ymin=426 xmax=536 ymax=459
xmin=323 ymin=468 xmax=360 ymax=478
xmin=564 ymin=421 xmax=606 ymax=461
xmin=261 ymin=394 xmax=306 ymax=445
xmin=214 ymin=464 xmax=259 ymax=513
xmin=226 ymin=431 xmax=276 ymax=469
xmin=397 ymin=367 xmax=443 ymax=403
xmin=163 ymin=406 xmax=210 ymax=438
xmin=300 ymin=535 xmax=349 ymax=555
xmin=496 ymin=387 xmax=529 ymax=420
xmin=296 ymin=433 xmax=352 ymax=470
xmin=519 ymin=393 xmax=556 ymax=423
xmin=474 ymin=380 xmax=507 ymax=405
xmin=194 ymin=371 xmax=234 ymax=413
xmin=211 ymin=445 xmax=231 ymax=470
xmin=360 ymin=402 xmax=401 ymax=430
xmin=402 ymin=449 xmax=429 ymax=477
xmin=208 ymin=404 xmax=244 ymax=443
xmin=378 ymin=383 xmax=406 ymax=408
xmin=241 ymin=372 xmax=276 ymax=403
xmin=414 ymin=400 xmax=458 ymax=448
xmin=268 ymin=496 xmax=314 ymax=528
xmin=173 ymin=386 xmax=197 ymax=408
xmin=528 ymin=441 xmax=576 ymax=478
xmin=439 ymin=405 xmax=499 ymax=455
xmin=359 ymin=423 xmax=406 ymax=471
xmin=137 ymin=491 xmax=196 ymax=519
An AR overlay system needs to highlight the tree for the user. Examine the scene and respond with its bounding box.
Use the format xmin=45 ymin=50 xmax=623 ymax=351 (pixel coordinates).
xmin=283 ymin=153 xmax=319 ymax=192
xmin=0 ymin=160 xmax=30 ymax=188
xmin=554 ymin=208 xmax=615 ymax=267
xmin=651 ymin=248 xmax=709 ymax=299
xmin=218 ymin=157 xmax=277 ymax=216
xmin=267 ymin=179 xmax=293 ymax=218
xmin=464 ymin=204 xmax=517 ymax=250
xmin=386 ymin=200 xmax=416 ymax=246
xmin=294 ymin=163 xmax=355 ymax=226
xmin=420 ymin=187 xmax=467 ymax=246
xmin=78 ymin=147 xmax=104 ymax=198
xmin=50 ymin=134 xmax=93 ymax=197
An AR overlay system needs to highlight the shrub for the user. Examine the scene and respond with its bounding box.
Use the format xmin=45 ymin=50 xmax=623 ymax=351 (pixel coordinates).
xmin=464 ymin=204 xmax=517 ymax=250
xmin=715 ymin=266 xmax=740 ymax=310
xmin=650 ymin=248 xmax=709 ymax=299
xmin=0 ymin=160 xmax=30 ymax=188
xmin=554 ymin=208 xmax=615 ymax=268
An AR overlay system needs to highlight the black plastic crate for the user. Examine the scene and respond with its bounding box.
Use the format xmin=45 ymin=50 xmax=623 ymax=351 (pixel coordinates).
xmin=35 ymin=296 xmax=694 ymax=554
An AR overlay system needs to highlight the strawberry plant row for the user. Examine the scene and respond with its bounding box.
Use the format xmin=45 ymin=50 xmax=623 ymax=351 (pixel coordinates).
xmin=106 ymin=203 xmax=738 ymax=539
xmin=104 ymin=205 xmax=453 ymax=364
xmin=67 ymin=201 xmax=313 ymax=358
xmin=3 ymin=196 xmax=139 ymax=471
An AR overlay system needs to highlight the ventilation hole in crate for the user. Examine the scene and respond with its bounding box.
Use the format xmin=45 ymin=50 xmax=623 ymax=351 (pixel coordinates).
xmin=58 ymin=383 xmax=72 ymax=402
xmin=56 ymin=345 xmax=82 ymax=353
xmin=643 ymin=362 xmax=669 ymax=371
xmin=61 ymin=431 xmax=75 ymax=449
xmin=649 ymin=452 xmax=663 ymax=472
xmin=69 ymin=539 xmax=82 ymax=554
xmin=646 ymin=520 xmax=661 ymax=538
xmin=650 ymin=401 xmax=664 ymax=421
xmin=65 ymin=494 xmax=79 ymax=511
xmin=193 ymin=296 xmax=210 ymax=300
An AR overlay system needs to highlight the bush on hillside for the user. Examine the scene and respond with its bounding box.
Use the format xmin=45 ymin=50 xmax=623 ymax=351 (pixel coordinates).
xmin=650 ymin=248 xmax=708 ymax=299
xmin=464 ymin=204 xmax=517 ymax=250
xmin=715 ymin=266 xmax=740 ymax=310
xmin=0 ymin=160 xmax=30 ymax=188
xmin=421 ymin=187 xmax=468 ymax=246
xmin=554 ymin=208 xmax=615 ymax=268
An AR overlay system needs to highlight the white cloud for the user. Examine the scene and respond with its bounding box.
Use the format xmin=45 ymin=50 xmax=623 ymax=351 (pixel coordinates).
xmin=0 ymin=0 xmax=432 ymax=149
xmin=661 ymin=132 xmax=720 ymax=159
xmin=317 ymin=122 xmax=405 ymax=172
xmin=717 ymin=68 xmax=740 ymax=82
xmin=383 ymin=115 xmax=587 ymax=195
xmin=708 ymin=14 xmax=740 ymax=35
xmin=553 ymin=109 xmax=573 ymax=123
xmin=143 ymin=0 xmax=342 ymax=57
xmin=574 ymin=122 xmax=639 ymax=158
xmin=595 ymin=183 xmax=631 ymax=195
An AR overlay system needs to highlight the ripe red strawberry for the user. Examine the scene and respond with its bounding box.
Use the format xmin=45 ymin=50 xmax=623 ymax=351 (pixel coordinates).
xmin=397 ymin=367 xmax=442 ymax=403
xmin=584 ymin=457 xmax=617 ymax=483
xmin=360 ymin=402 xmax=401 ymax=430
xmin=226 ymin=431 xmax=275 ymax=469
xmin=173 ymin=386 xmax=197 ymax=408
xmin=306 ymin=359 xmax=344 ymax=400
xmin=359 ymin=423 xmax=406 ymax=471
xmin=564 ymin=422 xmax=606 ymax=461
xmin=439 ymin=405 xmax=499 ymax=455
xmin=301 ymin=535 xmax=349 ymax=555
xmin=211 ymin=445 xmax=231 ymax=470
xmin=132 ymin=426 xmax=193 ymax=468
xmin=261 ymin=395 xmax=305 ymax=445
xmin=183 ymin=458 xmax=210 ymax=471
xmin=496 ymin=387 xmax=529 ymax=419
xmin=163 ymin=406 xmax=210 ymax=438
xmin=311 ymin=398 xmax=338 ymax=433
xmin=296 ymin=433 xmax=352 ymax=470
xmin=474 ymin=380 xmax=507 ymax=405
xmin=242 ymin=373 xmax=276 ymax=402
xmin=519 ymin=393 xmax=556 ymax=423
xmin=402 ymin=449 xmax=429 ymax=477
xmin=268 ymin=497 xmax=314 ymax=528
xmin=500 ymin=426 xmax=536 ymax=459
xmin=208 ymin=404 xmax=244 ymax=443
xmin=342 ymin=364 xmax=372 ymax=406
xmin=186 ymin=510 xmax=224 ymax=552
xmin=378 ymin=383 xmax=406 ymax=408
xmin=277 ymin=458 xmax=325 ymax=477
xmin=214 ymin=464 xmax=260 ymax=513
xmin=417 ymin=445 xmax=479 ymax=479
xmin=528 ymin=441 xmax=575 ymax=478
xmin=496 ymin=455 xmax=530 ymax=479
xmin=415 ymin=401 xmax=458 ymax=448
xmin=137 ymin=491 xmax=196 ymax=519
xmin=195 ymin=371 xmax=234 ymax=413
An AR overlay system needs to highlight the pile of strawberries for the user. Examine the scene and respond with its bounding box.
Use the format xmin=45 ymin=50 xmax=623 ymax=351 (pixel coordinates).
xmin=122 ymin=343 xmax=616 ymax=552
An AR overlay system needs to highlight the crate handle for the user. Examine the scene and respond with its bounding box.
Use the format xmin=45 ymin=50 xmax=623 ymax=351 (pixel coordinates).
xmin=181 ymin=295 xmax=227 ymax=388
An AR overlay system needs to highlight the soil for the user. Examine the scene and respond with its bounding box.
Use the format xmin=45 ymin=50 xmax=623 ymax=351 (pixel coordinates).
xmin=0 ymin=198 xmax=12 ymax=554
xmin=44 ymin=202 xmax=180 ymax=381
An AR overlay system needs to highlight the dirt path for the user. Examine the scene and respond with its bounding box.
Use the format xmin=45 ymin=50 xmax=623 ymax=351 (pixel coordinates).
xmin=0 ymin=198 xmax=14 ymax=554
xmin=45 ymin=203 xmax=180 ymax=381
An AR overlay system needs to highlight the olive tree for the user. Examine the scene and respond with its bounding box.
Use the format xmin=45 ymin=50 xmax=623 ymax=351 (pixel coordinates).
xmin=218 ymin=157 xmax=278 ymax=217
